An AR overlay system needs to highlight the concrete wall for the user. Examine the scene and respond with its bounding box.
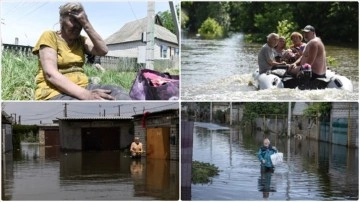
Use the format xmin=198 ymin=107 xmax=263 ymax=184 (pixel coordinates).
xmin=2 ymin=123 xmax=13 ymax=153
xmin=133 ymin=113 xmax=179 ymax=160
xmin=330 ymin=102 xmax=358 ymax=147
xmin=59 ymin=120 xmax=133 ymax=150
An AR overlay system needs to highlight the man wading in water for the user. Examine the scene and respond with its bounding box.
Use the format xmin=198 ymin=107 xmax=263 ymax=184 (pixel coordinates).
xmin=258 ymin=138 xmax=278 ymax=172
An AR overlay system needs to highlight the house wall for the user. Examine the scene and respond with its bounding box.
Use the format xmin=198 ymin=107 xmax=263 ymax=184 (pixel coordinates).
xmin=2 ymin=123 xmax=13 ymax=153
xmin=107 ymin=41 xmax=145 ymax=58
xmin=59 ymin=120 xmax=133 ymax=150
xmin=133 ymin=113 xmax=179 ymax=160
xmin=107 ymin=39 xmax=178 ymax=60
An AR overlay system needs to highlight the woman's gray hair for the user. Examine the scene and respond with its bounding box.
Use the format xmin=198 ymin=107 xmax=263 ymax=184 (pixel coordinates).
xmin=267 ymin=33 xmax=279 ymax=41
xmin=59 ymin=2 xmax=84 ymax=17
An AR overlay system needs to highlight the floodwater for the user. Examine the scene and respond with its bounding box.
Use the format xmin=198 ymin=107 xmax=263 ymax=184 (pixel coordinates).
xmin=181 ymin=34 xmax=359 ymax=100
xmin=2 ymin=143 xmax=179 ymax=200
xmin=191 ymin=122 xmax=358 ymax=200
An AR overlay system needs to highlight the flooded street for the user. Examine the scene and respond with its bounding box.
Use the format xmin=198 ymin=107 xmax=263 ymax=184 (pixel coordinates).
xmin=181 ymin=34 xmax=359 ymax=101
xmin=191 ymin=122 xmax=358 ymax=200
xmin=2 ymin=143 xmax=179 ymax=200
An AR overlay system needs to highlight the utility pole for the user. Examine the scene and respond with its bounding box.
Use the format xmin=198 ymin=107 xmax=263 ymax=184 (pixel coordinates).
xmin=116 ymin=105 xmax=122 ymax=116
xmin=210 ymin=102 xmax=212 ymax=122
xmin=11 ymin=113 xmax=17 ymax=124
xmin=63 ymin=103 xmax=68 ymax=117
xmin=18 ymin=115 xmax=21 ymax=125
xmin=169 ymin=1 xmax=180 ymax=43
xmin=146 ymin=1 xmax=155 ymax=69
xmin=103 ymin=109 xmax=106 ymax=117
xmin=287 ymin=102 xmax=291 ymax=137
xmin=230 ymin=102 xmax=233 ymax=126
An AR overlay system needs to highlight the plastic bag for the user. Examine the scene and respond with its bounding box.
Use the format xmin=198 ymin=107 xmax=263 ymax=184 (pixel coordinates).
xmin=270 ymin=152 xmax=283 ymax=166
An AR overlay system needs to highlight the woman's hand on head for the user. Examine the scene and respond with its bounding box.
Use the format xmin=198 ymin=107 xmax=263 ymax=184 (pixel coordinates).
xmin=86 ymin=89 xmax=115 ymax=100
xmin=69 ymin=10 xmax=89 ymax=27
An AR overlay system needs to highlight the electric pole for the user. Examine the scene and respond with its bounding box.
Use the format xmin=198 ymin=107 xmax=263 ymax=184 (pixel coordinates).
xmin=210 ymin=102 xmax=212 ymax=122
xmin=18 ymin=115 xmax=21 ymax=125
xmin=11 ymin=113 xmax=17 ymax=124
xmin=230 ymin=102 xmax=232 ymax=126
xmin=63 ymin=103 xmax=68 ymax=117
xmin=146 ymin=1 xmax=155 ymax=69
xmin=117 ymin=105 xmax=121 ymax=116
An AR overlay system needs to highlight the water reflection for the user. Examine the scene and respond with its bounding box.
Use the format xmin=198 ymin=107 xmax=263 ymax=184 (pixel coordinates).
xmin=2 ymin=144 xmax=178 ymax=200
xmin=258 ymin=167 xmax=276 ymax=199
xmin=191 ymin=122 xmax=358 ymax=200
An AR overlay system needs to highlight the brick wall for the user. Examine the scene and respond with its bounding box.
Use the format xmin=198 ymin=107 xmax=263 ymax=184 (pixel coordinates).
xmin=133 ymin=113 xmax=179 ymax=160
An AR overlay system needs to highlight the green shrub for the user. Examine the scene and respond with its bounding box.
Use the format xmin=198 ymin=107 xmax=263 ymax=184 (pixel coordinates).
xmin=192 ymin=160 xmax=220 ymax=184
xmin=198 ymin=17 xmax=224 ymax=39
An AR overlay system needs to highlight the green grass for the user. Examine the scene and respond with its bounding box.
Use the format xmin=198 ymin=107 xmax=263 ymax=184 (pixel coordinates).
xmin=1 ymin=51 xmax=37 ymax=100
xmin=2 ymin=51 xmax=179 ymax=100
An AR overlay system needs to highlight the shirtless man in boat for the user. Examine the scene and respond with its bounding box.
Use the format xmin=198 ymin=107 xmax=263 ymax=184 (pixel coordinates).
xmin=288 ymin=25 xmax=327 ymax=79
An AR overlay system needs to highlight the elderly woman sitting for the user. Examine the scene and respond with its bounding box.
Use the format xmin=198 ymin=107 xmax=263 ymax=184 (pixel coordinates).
xmin=32 ymin=2 xmax=130 ymax=100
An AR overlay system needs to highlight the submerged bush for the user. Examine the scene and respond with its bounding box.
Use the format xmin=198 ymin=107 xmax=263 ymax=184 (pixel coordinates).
xmin=192 ymin=160 xmax=220 ymax=184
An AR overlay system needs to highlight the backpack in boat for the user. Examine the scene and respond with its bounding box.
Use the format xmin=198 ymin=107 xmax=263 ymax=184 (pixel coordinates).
xmin=129 ymin=69 xmax=179 ymax=100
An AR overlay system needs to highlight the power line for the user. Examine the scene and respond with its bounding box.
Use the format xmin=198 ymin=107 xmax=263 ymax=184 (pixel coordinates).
xmin=11 ymin=2 xmax=48 ymax=23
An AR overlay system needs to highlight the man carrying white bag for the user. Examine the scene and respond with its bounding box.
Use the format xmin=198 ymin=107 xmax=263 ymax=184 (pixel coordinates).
xmin=258 ymin=138 xmax=283 ymax=173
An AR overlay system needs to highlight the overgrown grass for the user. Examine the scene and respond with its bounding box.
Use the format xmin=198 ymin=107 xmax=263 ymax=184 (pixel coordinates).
xmin=2 ymin=51 xmax=179 ymax=100
xmin=192 ymin=160 xmax=220 ymax=184
xmin=1 ymin=51 xmax=37 ymax=100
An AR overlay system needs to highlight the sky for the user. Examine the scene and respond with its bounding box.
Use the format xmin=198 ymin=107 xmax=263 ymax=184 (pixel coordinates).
xmin=1 ymin=0 xmax=178 ymax=46
xmin=2 ymin=101 xmax=179 ymax=125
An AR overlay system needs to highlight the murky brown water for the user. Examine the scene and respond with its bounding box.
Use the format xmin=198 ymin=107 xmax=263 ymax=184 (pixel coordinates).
xmin=2 ymin=143 xmax=179 ymax=200
xmin=181 ymin=34 xmax=359 ymax=101
xmin=190 ymin=122 xmax=358 ymax=200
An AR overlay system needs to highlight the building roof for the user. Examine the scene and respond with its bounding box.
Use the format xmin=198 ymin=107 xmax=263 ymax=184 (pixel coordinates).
xmin=57 ymin=116 xmax=133 ymax=120
xmin=133 ymin=109 xmax=178 ymax=118
xmin=36 ymin=123 xmax=59 ymax=127
xmin=105 ymin=15 xmax=178 ymax=45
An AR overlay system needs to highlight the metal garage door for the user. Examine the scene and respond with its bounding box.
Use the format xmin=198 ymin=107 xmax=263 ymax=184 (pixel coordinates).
xmin=81 ymin=127 xmax=120 ymax=150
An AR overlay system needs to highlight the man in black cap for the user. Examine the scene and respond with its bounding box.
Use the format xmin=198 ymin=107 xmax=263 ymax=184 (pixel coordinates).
xmin=289 ymin=25 xmax=327 ymax=79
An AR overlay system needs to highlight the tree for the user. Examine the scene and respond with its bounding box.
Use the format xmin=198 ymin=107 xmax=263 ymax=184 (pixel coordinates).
xmin=157 ymin=10 xmax=176 ymax=34
xmin=198 ymin=18 xmax=224 ymax=39
xmin=241 ymin=103 xmax=288 ymax=128
xmin=303 ymin=103 xmax=332 ymax=121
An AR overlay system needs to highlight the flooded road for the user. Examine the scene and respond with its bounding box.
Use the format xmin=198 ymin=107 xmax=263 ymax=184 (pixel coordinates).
xmin=2 ymin=143 xmax=179 ymax=200
xmin=181 ymin=34 xmax=359 ymax=101
xmin=191 ymin=122 xmax=358 ymax=200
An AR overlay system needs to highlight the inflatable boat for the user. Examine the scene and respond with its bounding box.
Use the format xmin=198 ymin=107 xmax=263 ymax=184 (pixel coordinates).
xmin=252 ymin=68 xmax=353 ymax=92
